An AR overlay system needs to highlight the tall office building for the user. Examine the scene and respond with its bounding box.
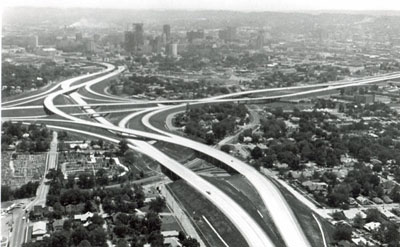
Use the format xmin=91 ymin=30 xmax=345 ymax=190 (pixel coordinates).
xmin=76 ymin=33 xmax=83 ymax=42
xmin=124 ymin=31 xmax=135 ymax=52
xmin=255 ymin=30 xmax=265 ymax=50
xmin=219 ymin=26 xmax=236 ymax=42
xmin=33 ymin=35 xmax=39 ymax=47
xmin=163 ymin=24 xmax=171 ymax=42
xmin=187 ymin=30 xmax=204 ymax=43
xmin=133 ymin=23 xmax=144 ymax=47
xmin=166 ymin=43 xmax=178 ymax=57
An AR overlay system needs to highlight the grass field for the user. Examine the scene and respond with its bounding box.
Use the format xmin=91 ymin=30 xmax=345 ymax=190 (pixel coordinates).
xmin=168 ymin=180 xmax=249 ymax=247
xmin=2 ymin=106 xmax=47 ymax=118
xmin=153 ymin=141 xmax=195 ymax=163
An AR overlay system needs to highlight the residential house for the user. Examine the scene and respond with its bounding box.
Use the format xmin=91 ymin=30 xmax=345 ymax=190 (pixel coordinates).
xmin=53 ymin=219 xmax=65 ymax=232
xmin=382 ymin=195 xmax=393 ymax=204
xmin=164 ymin=237 xmax=182 ymax=247
xmin=364 ymin=222 xmax=381 ymax=232
xmin=74 ymin=212 xmax=94 ymax=222
xmin=32 ymin=221 xmax=47 ymax=239
xmin=301 ymin=181 xmax=328 ymax=192
xmin=372 ymin=197 xmax=384 ymax=204
xmin=32 ymin=205 xmax=45 ymax=219
xmin=356 ymin=196 xmax=372 ymax=205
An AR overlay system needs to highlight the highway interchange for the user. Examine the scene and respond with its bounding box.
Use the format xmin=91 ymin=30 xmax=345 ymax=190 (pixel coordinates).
xmin=3 ymin=61 xmax=400 ymax=247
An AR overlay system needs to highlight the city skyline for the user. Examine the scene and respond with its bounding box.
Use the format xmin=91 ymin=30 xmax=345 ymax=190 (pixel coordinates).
xmin=3 ymin=0 xmax=400 ymax=12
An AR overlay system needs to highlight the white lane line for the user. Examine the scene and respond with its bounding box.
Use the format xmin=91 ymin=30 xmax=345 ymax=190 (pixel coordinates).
xmin=257 ymin=210 xmax=264 ymax=219
xmin=202 ymin=215 xmax=229 ymax=247
xmin=312 ymin=213 xmax=327 ymax=247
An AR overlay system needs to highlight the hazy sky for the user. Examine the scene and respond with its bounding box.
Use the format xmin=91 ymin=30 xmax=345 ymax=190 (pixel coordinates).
xmin=2 ymin=0 xmax=400 ymax=11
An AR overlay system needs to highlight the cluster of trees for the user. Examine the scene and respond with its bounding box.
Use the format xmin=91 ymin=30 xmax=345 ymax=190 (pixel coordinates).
xmin=2 ymin=61 xmax=77 ymax=97
xmin=253 ymin=64 xmax=350 ymax=88
xmin=249 ymin=110 xmax=343 ymax=170
xmin=94 ymin=185 xmax=145 ymax=215
xmin=345 ymin=102 xmax=397 ymax=118
xmin=1 ymin=182 xmax=39 ymax=201
xmin=1 ymin=121 xmax=51 ymax=152
xmin=315 ymin=164 xmax=400 ymax=208
xmin=23 ymin=214 xmax=108 ymax=247
xmin=174 ymin=103 xmax=248 ymax=144
xmin=249 ymin=106 xmax=400 ymax=171
xmin=111 ymin=196 xmax=199 ymax=247
xmin=109 ymin=74 xmax=229 ymax=100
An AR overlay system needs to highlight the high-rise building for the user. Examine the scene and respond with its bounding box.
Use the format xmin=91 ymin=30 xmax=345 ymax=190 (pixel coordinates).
xmin=163 ymin=24 xmax=171 ymax=42
xmin=33 ymin=35 xmax=39 ymax=47
xmin=187 ymin=30 xmax=204 ymax=43
xmin=255 ymin=30 xmax=265 ymax=50
xmin=219 ymin=27 xmax=236 ymax=42
xmin=151 ymin=36 xmax=163 ymax=53
xmin=133 ymin=23 xmax=144 ymax=47
xmin=166 ymin=43 xmax=178 ymax=57
xmin=76 ymin=33 xmax=83 ymax=42
xmin=124 ymin=31 xmax=135 ymax=52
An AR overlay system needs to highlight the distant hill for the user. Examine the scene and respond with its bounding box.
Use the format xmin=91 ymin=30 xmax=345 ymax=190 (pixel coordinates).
xmin=3 ymin=7 xmax=400 ymax=30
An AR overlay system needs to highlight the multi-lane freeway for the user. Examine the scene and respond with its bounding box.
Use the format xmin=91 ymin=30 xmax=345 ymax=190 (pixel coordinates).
xmin=3 ymin=61 xmax=400 ymax=247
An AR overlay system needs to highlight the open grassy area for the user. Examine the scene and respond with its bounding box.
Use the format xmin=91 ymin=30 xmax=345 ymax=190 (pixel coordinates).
xmin=1 ymin=82 xmax=61 ymax=103
xmin=167 ymin=180 xmax=248 ymax=247
xmin=2 ymin=106 xmax=47 ymax=118
xmin=203 ymin=175 xmax=286 ymax=247
xmin=153 ymin=141 xmax=195 ymax=163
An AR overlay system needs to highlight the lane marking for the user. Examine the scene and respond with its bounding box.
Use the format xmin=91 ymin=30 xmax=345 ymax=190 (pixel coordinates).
xmin=202 ymin=215 xmax=229 ymax=247
xmin=312 ymin=213 xmax=327 ymax=247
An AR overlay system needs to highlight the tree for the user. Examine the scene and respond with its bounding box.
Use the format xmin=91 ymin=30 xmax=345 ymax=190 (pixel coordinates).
xmin=333 ymin=223 xmax=352 ymax=242
xmin=119 ymin=140 xmax=129 ymax=155
xmin=49 ymin=231 xmax=68 ymax=247
xmin=148 ymin=231 xmax=164 ymax=247
xmin=91 ymin=214 xmax=104 ymax=226
xmin=220 ymin=145 xmax=231 ymax=154
xmin=149 ymin=197 xmax=166 ymax=213
xmin=124 ymin=150 xmax=136 ymax=164
xmin=116 ymin=239 xmax=129 ymax=247
xmin=331 ymin=211 xmax=346 ymax=221
xmin=114 ymin=225 xmax=129 ymax=238
xmin=365 ymin=209 xmax=381 ymax=223
xmin=178 ymin=231 xmax=186 ymax=242
xmin=88 ymin=227 xmax=107 ymax=247
xmin=1 ymin=186 xmax=12 ymax=201
xmin=71 ymin=226 xmax=89 ymax=246
xmin=66 ymin=175 xmax=75 ymax=189
xmin=358 ymin=147 xmax=372 ymax=162
xmin=353 ymin=213 xmax=365 ymax=229
xmin=251 ymin=146 xmax=263 ymax=160
xmin=63 ymin=219 xmax=72 ymax=231
xmin=327 ymin=184 xmax=349 ymax=208
xmin=182 ymin=237 xmax=200 ymax=247
xmin=77 ymin=173 xmax=95 ymax=189
xmin=96 ymin=169 xmax=109 ymax=186
xmin=146 ymin=212 xmax=162 ymax=233
xmin=77 ymin=240 xmax=92 ymax=247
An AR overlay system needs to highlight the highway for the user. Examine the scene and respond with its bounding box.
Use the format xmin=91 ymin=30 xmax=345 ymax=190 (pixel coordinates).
xmin=4 ymin=60 xmax=400 ymax=247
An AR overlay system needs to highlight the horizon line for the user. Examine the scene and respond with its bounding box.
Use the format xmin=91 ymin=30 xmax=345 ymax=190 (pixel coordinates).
xmin=4 ymin=6 xmax=400 ymax=13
